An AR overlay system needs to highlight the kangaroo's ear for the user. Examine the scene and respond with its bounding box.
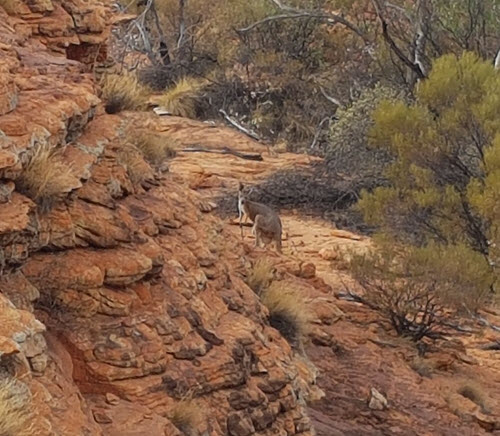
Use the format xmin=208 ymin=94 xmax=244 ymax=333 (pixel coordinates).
xmin=238 ymin=182 xmax=244 ymax=191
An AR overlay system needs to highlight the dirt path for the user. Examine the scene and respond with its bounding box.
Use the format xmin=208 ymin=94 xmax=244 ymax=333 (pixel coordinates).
xmin=154 ymin=115 xmax=500 ymax=435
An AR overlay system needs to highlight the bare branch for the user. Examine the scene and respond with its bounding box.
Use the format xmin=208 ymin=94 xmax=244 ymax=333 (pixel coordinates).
xmin=219 ymin=109 xmax=261 ymax=141
xmin=238 ymin=0 xmax=365 ymax=39
xmin=237 ymin=13 xmax=320 ymax=33
xmin=371 ymin=0 xmax=426 ymax=80
xmin=177 ymin=0 xmax=186 ymax=49
xmin=310 ymin=117 xmax=331 ymax=150
xmin=319 ymin=86 xmax=342 ymax=106
xmin=181 ymin=145 xmax=264 ymax=161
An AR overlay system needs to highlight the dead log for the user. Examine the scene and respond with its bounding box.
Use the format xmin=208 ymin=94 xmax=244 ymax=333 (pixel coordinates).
xmin=181 ymin=146 xmax=263 ymax=161
xmin=219 ymin=109 xmax=260 ymax=141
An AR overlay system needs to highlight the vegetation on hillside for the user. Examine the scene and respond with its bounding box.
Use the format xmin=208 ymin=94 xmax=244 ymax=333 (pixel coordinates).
xmin=16 ymin=140 xmax=77 ymax=211
xmin=347 ymin=53 xmax=500 ymax=337
xmin=110 ymin=0 xmax=500 ymax=151
xmin=105 ymin=0 xmax=500 ymax=331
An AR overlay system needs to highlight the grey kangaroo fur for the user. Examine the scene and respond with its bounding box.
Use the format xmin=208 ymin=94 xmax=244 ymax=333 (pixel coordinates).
xmin=238 ymin=182 xmax=282 ymax=253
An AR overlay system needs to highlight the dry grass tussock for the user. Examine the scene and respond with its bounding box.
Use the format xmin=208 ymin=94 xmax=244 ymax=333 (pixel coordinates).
xmin=457 ymin=382 xmax=489 ymax=411
xmin=246 ymin=257 xmax=274 ymax=296
xmin=129 ymin=130 xmax=177 ymax=166
xmin=168 ymin=399 xmax=203 ymax=435
xmin=0 ymin=0 xmax=20 ymax=14
xmin=0 ymin=376 xmax=36 ymax=436
xmin=118 ymin=145 xmax=154 ymax=186
xmin=101 ymin=72 xmax=150 ymax=114
xmin=410 ymin=356 xmax=434 ymax=378
xmin=261 ymin=281 xmax=312 ymax=348
xmin=155 ymin=77 xmax=206 ymax=118
xmin=16 ymin=141 xmax=76 ymax=211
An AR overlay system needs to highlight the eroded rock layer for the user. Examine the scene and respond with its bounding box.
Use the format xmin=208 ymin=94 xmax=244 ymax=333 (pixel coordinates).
xmin=0 ymin=2 xmax=320 ymax=435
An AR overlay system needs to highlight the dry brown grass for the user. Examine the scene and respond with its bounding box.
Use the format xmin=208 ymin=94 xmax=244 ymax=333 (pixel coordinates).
xmin=261 ymin=281 xmax=312 ymax=348
xmin=100 ymin=72 xmax=150 ymax=114
xmin=457 ymin=382 xmax=488 ymax=411
xmin=16 ymin=141 xmax=76 ymax=211
xmin=129 ymin=130 xmax=178 ymax=167
xmin=0 ymin=376 xmax=36 ymax=436
xmin=155 ymin=77 xmax=205 ymax=118
xmin=410 ymin=357 xmax=434 ymax=378
xmin=0 ymin=0 xmax=20 ymax=14
xmin=117 ymin=145 xmax=154 ymax=186
xmin=168 ymin=399 xmax=203 ymax=435
xmin=246 ymin=257 xmax=274 ymax=296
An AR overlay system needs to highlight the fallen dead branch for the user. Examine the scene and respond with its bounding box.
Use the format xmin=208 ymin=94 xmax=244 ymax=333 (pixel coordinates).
xmin=181 ymin=146 xmax=263 ymax=161
xmin=219 ymin=109 xmax=260 ymax=141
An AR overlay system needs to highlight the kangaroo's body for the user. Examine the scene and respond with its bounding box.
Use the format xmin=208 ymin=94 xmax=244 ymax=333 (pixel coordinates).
xmin=238 ymin=183 xmax=282 ymax=253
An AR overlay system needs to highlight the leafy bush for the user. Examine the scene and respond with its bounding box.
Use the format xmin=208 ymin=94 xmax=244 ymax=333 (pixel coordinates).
xmin=130 ymin=130 xmax=177 ymax=167
xmin=16 ymin=141 xmax=77 ymax=211
xmin=246 ymin=257 xmax=274 ymax=295
xmin=358 ymin=53 xmax=500 ymax=304
xmin=326 ymin=84 xmax=402 ymax=193
xmin=154 ymin=77 xmax=206 ymax=118
xmin=261 ymin=281 xmax=311 ymax=349
xmin=100 ymin=72 xmax=150 ymax=114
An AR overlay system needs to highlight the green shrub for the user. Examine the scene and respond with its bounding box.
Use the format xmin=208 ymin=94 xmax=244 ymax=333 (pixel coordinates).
xmin=358 ymin=53 xmax=500 ymax=305
xmin=326 ymin=84 xmax=402 ymax=193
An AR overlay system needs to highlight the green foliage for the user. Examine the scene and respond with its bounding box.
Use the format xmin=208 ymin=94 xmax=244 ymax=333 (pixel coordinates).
xmin=326 ymin=84 xmax=402 ymax=192
xmin=358 ymin=53 xmax=500 ymax=308
xmin=468 ymin=135 xmax=500 ymax=271
xmin=360 ymin=53 xmax=500 ymax=250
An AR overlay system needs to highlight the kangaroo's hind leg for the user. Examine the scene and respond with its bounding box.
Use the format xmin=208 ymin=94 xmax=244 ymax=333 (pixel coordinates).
xmin=253 ymin=215 xmax=262 ymax=248
xmin=275 ymin=234 xmax=282 ymax=254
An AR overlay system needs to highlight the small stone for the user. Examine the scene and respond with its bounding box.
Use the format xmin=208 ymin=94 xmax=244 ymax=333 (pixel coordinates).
xmin=318 ymin=248 xmax=338 ymax=261
xmin=105 ymin=393 xmax=120 ymax=405
xmin=368 ymin=388 xmax=388 ymax=411
xmin=29 ymin=353 xmax=48 ymax=374
xmin=331 ymin=229 xmax=362 ymax=240
xmin=12 ymin=331 xmax=27 ymax=343
xmin=93 ymin=409 xmax=113 ymax=424
xmin=299 ymin=262 xmax=316 ymax=279
xmin=227 ymin=412 xmax=255 ymax=436
xmin=473 ymin=410 xmax=499 ymax=432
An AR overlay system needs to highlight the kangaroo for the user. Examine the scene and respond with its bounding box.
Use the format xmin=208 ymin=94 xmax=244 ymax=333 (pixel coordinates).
xmin=238 ymin=182 xmax=282 ymax=253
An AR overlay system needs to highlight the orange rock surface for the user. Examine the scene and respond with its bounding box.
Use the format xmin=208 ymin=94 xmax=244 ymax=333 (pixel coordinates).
xmin=0 ymin=0 xmax=499 ymax=435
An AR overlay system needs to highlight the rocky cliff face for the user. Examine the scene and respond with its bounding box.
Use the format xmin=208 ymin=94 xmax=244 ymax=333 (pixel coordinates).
xmin=0 ymin=2 xmax=321 ymax=435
